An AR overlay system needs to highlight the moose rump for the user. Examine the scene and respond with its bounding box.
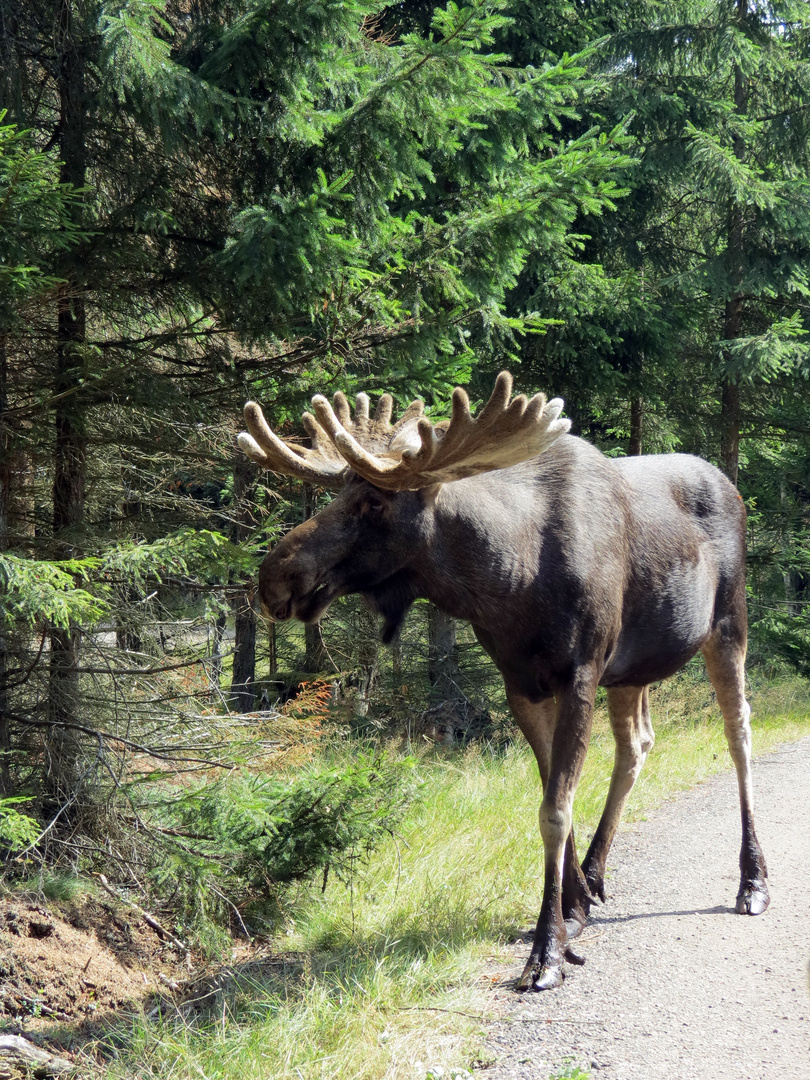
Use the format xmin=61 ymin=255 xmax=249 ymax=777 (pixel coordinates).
xmin=238 ymin=372 xmax=769 ymax=992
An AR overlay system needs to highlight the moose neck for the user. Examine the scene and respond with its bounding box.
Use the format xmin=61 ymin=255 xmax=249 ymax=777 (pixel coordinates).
xmin=410 ymin=469 xmax=545 ymax=624
xmin=360 ymin=468 xmax=541 ymax=643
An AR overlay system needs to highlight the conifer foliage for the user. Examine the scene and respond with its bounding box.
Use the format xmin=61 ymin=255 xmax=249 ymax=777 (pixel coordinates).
xmin=0 ymin=0 xmax=808 ymax=925
xmin=0 ymin=0 xmax=625 ymax=901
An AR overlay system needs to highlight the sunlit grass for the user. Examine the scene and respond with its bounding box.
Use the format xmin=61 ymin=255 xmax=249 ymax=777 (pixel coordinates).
xmin=94 ymin=671 xmax=810 ymax=1080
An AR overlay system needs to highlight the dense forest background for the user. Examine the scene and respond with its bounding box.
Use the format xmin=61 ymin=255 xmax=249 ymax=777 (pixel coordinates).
xmin=1 ymin=0 xmax=809 ymax=924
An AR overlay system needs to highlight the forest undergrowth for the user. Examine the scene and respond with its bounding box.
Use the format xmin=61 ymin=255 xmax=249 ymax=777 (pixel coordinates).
xmin=67 ymin=667 xmax=810 ymax=1080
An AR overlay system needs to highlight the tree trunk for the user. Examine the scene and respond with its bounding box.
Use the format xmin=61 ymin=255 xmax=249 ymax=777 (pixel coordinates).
xmin=231 ymin=591 xmax=257 ymax=711
xmin=267 ymin=621 xmax=277 ymax=676
xmin=115 ymin=586 xmax=143 ymax=654
xmin=209 ymin=611 xmax=226 ymax=700
xmin=46 ymin=0 xmax=89 ymax=805
xmin=230 ymin=452 xmax=258 ymax=711
xmin=116 ymin=492 xmax=143 ymax=652
xmin=0 ymin=632 xmax=9 ymax=798
xmin=303 ymin=623 xmax=326 ymax=674
xmin=721 ymin=178 xmax=744 ymax=485
xmin=0 ymin=333 xmax=11 ymax=795
xmin=263 ymin=481 xmax=278 ymax=676
xmin=628 ymin=396 xmax=643 ymax=456
xmin=0 ymin=333 xmax=9 ymax=546
xmin=720 ymin=0 xmax=748 ymax=487
xmin=428 ymin=605 xmax=460 ymax=706
xmin=352 ymin=602 xmax=379 ymax=719
xmin=423 ymin=605 xmax=485 ymax=743
xmin=720 ymin=377 xmax=741 ymax=485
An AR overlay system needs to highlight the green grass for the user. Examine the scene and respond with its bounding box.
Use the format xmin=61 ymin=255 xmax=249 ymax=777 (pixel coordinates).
xmin=90 ymin=670 xmax=810 ymax=1080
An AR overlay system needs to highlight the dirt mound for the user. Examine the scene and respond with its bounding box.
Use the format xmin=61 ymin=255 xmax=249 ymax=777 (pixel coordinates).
xmin=0 ymin=892 xmax=185 ymax=1030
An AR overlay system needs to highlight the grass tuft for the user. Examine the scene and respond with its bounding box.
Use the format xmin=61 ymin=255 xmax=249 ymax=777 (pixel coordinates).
xmin=37 ymin=871 xmax=92 ymax=903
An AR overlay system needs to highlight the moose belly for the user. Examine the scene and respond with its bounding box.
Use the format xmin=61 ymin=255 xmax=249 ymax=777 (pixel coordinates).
xmin=601 ymin=584 xmax=715 ymax=687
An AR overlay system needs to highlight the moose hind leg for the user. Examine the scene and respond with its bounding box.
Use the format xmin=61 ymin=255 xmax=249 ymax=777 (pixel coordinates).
xmin=702 ymin=635 xmax=769 ymax=915
xmin=581 ymin=685 xmax=653 ymax=904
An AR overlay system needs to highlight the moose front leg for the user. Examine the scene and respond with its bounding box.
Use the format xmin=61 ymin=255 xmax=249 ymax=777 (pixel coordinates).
xmin=506 ymin=691 xmax=595 ymax=941
xmin=516 ymin=669 xmax=597 ymax=991
xmin=507 ymin=691 xmax=596 ymax=937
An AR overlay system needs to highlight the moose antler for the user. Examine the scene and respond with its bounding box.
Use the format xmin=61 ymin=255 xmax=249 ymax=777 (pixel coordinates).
xmin=238 ymin=372 xmax=570 ymax=490
xmin=238 ymin=391 xmax=425 ymax=486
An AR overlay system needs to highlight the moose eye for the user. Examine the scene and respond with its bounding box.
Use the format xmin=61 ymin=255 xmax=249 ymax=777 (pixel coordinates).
xmin=363 ymin=495 xmax=386 ymax=517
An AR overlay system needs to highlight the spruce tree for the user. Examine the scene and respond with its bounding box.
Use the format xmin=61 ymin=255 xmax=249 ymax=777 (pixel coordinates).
xmin=0 ymin=0 xmax=626 ymax=818
xmin=503 ymin=0 xmax=810 ymax=669
xmin=565 ymin=2 xmax=808 ymax=467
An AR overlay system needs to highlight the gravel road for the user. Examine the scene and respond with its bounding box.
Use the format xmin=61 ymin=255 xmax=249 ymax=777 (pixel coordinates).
xmin=479 ymin=737 xmax=810 ymax=1080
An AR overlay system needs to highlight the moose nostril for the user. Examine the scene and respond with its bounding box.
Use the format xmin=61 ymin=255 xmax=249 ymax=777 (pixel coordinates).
xmin=275 ymin=600 xmax=292 ymax=621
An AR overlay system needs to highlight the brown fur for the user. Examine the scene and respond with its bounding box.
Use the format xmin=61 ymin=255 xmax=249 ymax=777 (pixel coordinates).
xmin=246 ymin=399 xmax=769 ymax=992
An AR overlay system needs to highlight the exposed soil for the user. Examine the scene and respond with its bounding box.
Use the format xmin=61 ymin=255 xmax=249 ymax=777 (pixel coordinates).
xmin=0 ymin=889 xmax=192 ymax=1075
xmin=0 ymin=888 xmax=305 ymax=1076
xmin=477 ymin=736 xmax=810 ymax=1080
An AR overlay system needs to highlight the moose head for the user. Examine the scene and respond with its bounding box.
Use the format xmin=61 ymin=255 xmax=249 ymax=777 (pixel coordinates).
xmin=238 ymin=372 xmax=571 ymax=641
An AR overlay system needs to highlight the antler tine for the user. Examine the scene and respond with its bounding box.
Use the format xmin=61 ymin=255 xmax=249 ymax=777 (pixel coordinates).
xmin=355 ymin=393 xmax=370 ymax=423
xmin=332 ymin=392 xmax=352 ymax=429
xmin=390 ymin=397 xmax=425 ymax=435
xmin=505 ymin=393 xmax=528 ymax=424
xmin=399 ymin=416 xmax=439 ymax=467
xmin=242 ymin=402 xmax=301 ymax=466
xmin=421 ymin=387 xmax=472 ymax=459
xmin=374 ymin=394 xmax=394 ymax=426
xmin=544 ymin=397 xmax=565 ymax=422
xmin=239 ymin=401 xmax=347 ymax=485
xmin=237 ymin=430 xmax=271 ymax=465
xmin=524 ymin=393 xmax=549 ymax=423
xmin=476 ymin=370 xmax=513 ymax=424
xmin=301 ymin=412 xmax=320 ymax=441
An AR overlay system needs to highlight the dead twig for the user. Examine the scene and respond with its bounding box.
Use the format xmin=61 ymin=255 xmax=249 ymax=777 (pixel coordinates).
xmin=96 ymin=873 xmax=190 ymax=955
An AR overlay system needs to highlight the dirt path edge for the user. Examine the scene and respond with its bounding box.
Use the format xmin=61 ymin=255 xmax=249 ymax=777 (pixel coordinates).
xmin=478 ymin=736 xmax=810 ymax=1080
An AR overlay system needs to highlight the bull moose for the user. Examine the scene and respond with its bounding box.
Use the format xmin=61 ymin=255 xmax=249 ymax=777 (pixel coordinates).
xmin=238 ymin=372 xmax=769 ymax=991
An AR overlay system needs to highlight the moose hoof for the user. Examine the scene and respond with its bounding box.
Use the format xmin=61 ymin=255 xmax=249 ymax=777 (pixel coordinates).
xmin=515 ymin=959 xmax=536 ymax=992
xmin=516 ymin=957 xmax=565 ymax=992
xmin=736 ymin=882 xmax=770 ymax=915
xmin=589 ymin=879 xmax=606 ymax=904
xmin=530 ymin=964 xmax=564 ymax=991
